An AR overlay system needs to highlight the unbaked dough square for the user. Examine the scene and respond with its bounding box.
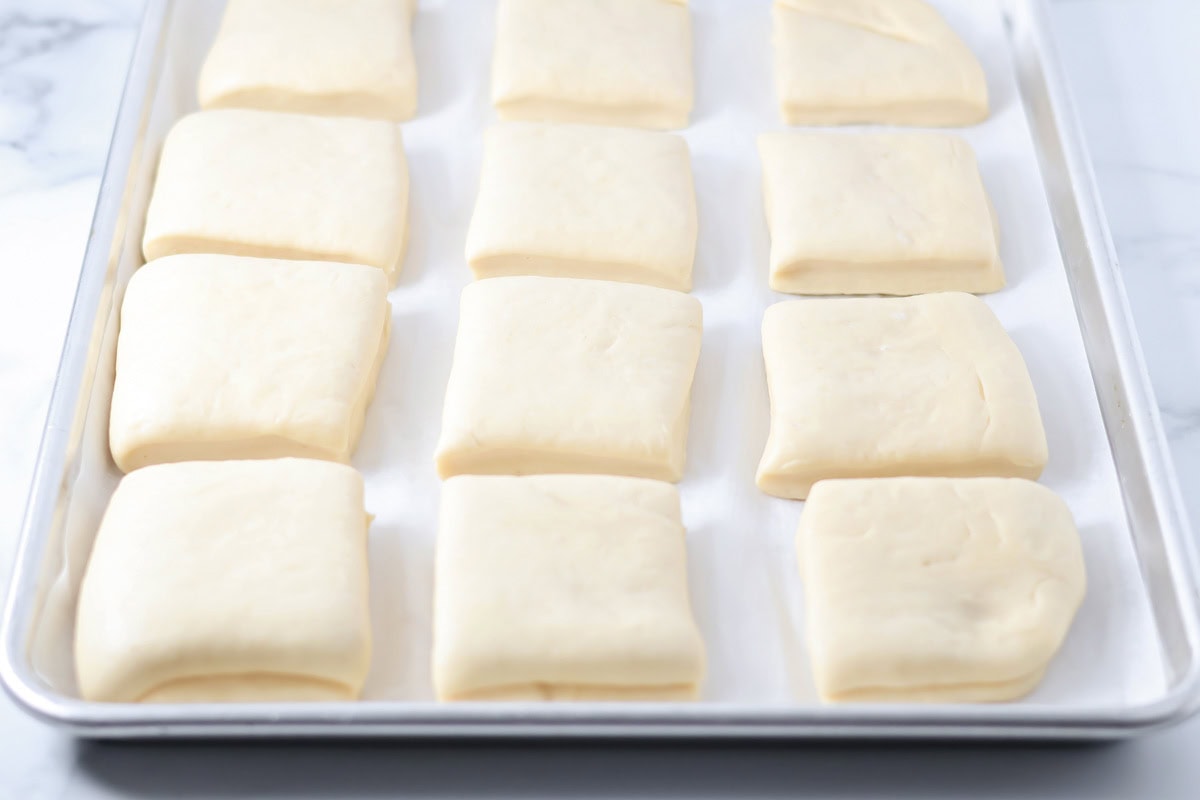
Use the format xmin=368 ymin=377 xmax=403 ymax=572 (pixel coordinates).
xmin=465 ymin=122 xmax=697 ymax=291
xmin=75 ymin=458 xmax=373 ymax=702
xmin=491 ymin=0 xmax=693 ymax=129
xmin=799 ymin=477 xmax=1086 ymax=702
xmin=109 ymin=254 xmax=390 ymax=472
xmin=435 ymin=276 xmax=702 ymax=481
xmin=757 ymin=293 xmax=1046 ymax=499
xmin=433 ymin=474 xmax=705 ymax=700
xmin=758 ymin=131 xmax=1003 ymax=295
xmin=773 ymin=0 xmax=988 ymax=126
xmin=142 ymin=109 xmax=409 ymax=282
xmin=199 ymin=0 xmax=418 ymax=121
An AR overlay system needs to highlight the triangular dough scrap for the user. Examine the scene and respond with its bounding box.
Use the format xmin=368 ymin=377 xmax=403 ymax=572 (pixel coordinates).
xmin=778 ymin=0 xmax=955 ymax=44
xmin=773 ymin=0 xmax=989 ymax=126
xmin=798 ymin=477 xmax=1086 ymax=703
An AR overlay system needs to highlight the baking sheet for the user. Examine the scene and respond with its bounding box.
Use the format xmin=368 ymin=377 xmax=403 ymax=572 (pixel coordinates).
xmin=25 ymin=0 xmax=1167 ymax=711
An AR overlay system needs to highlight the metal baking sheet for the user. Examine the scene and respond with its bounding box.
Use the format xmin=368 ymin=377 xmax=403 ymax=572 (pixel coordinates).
xmin=3 ymin=0 xmax=1199 ymax=739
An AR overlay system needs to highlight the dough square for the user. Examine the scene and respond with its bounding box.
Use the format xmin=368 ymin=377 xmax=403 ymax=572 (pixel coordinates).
xmin=433 ymin=474 xmax=705 ymax=700
xmin=75 ymin=458 xmax=373 ymax=702
xmin=758 ymin=131 xmax=1003 ymax=295
xmin=465 ymin=123 xmax=697 ymax=291
xmin=435 ymin=276 xmax=703 ymax=481
xmin=757 ymin=293 xmax=1047 ymax=500
xmin=109 ymin=254 xmax=390 ymax=472
xmin=491 ymin=0 xmax=693 ymax=129
xmin=142 ymin=109 xmax=409 ymax=282
xmin=199 ymin=0 xmax=418 ymax=121
xmin=773 ymin=0 xmax=988 ymax=126
xmin=799 ymin=477 xmax=1086 ymax=702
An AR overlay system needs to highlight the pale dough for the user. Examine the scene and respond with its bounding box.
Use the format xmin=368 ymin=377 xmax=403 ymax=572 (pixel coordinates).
xmin=491 ymin=0 xmax=693 ymax=129
xmin=109 ymin=254 xmax=390 ymax=472
xmin=757 ymin=293 xmax=1047 ymax=499
xmin=798 ymin=477 xmax=1086 ymax=702
xmin=433 ymin=474 xmax=705 ymax=701
xmin=773 ymin=0 xmax=989 ymax=126
xmin=142 ymin=109 xmax=409 ymax=282
xmin=199 ymin=0 xmax=418 ymax=121
xmin=465 ymin=122 xmax=698 ymax=291
xmin=435 ymin=276 xmax=702 ymax=481
xmin=758 ymin=131 xmax=1004 ymax=295
xmin=75 ymin=458 xmax=373 ymax=703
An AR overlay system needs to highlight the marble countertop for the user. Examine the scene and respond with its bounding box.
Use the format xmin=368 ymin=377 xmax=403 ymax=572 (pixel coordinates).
xmin=2 ymin=1 xmax=1199 ymax=797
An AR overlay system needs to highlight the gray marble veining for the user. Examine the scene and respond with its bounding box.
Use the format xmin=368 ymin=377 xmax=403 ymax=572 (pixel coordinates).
xmin=0 ymin=0 xmax=141 ymax=196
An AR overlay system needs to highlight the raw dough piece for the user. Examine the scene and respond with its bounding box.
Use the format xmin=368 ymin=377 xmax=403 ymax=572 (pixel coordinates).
xmin=75 ymin=459 xmax=373 ymax=703
xmin=773 ymin=0 xmax=988 ymax=126
xmin=465 ymin=122 xmax=697 ymax=291
xmin=199 ymin=0 xmax=418 ymax=121
xmin=109 ymin=254 xmax=390 ymax=472
xmin=491 ymin=0 xmax=693 ymax=129
xmin=433 ymin=474 xmax=705 ymax=701
xmin=757 ymin=293 xmax=1047 ymax=499
xmin=798 ymin=477 xmax=1086 ymax=702
xmin=435 ymin=276 xmax=702 ymax=481
xmin=142 ymin=109 xmax=409 ymax=282
xmin=758 ymin=132 xmax=1003 ymax=295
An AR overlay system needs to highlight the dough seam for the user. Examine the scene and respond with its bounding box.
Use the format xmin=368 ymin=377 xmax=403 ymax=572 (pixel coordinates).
xmin=771 ymin=258 xmax=1005 ymax=295
xmin=447 ymin=681 xmax=700 ymax=702
xmin=436 ymin=444 xmax=684 ymax=483
xmin=824 ymin=666 xmax=1048 ymax=704
xmin=779 ymin=102 xmax=986 ymax=127
xmin=346 ymin=311 xmax=392 ymax=447
xmin=203 ymin=88 xmax=417 ymax=122
xmin=140 ymin=671 xmax=358 ymax=703
xmin=494 ymin=98 xmax=688 ymax=130
xmin=142 ymin=237 xmax=400 ymax=283
xmin=469 ymin=254 xmax=691 ymax=293
xmin=780 ymin=8 xmax=929 ymax=45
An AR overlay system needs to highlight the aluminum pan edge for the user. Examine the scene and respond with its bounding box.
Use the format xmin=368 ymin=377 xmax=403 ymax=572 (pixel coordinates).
xmin=1003 ymin=0 xmax=1200 ymax=726
xmin=0 ymin=0 xmax=172 ymax=733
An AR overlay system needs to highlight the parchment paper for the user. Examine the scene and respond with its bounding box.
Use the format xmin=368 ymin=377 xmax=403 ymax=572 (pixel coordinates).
xmin=28 ymin=0 xmax=1166 ymax=711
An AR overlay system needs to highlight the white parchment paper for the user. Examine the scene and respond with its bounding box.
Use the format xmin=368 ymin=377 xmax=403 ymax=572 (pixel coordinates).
xmin=29 ymin=0 xmax=1167 ymax=711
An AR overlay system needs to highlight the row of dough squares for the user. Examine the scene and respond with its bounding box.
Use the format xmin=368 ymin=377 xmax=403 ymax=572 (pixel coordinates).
xmin=110 ymin=272 xmax=1045 ymax=495
xmin=76 ymin=461 xmax=1082 ymax=703
xmin=76 ymin=459 xmax=704 ymax=702
xmin=198 ymin=0 xmax=989 ymax=129
xmin=140 ymin=108 xmax=1003 ymax=302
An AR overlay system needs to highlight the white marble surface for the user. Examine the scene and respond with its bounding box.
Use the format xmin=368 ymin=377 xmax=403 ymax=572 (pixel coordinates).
xmin=1 ymin=0 xmax=1199 ymax=797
